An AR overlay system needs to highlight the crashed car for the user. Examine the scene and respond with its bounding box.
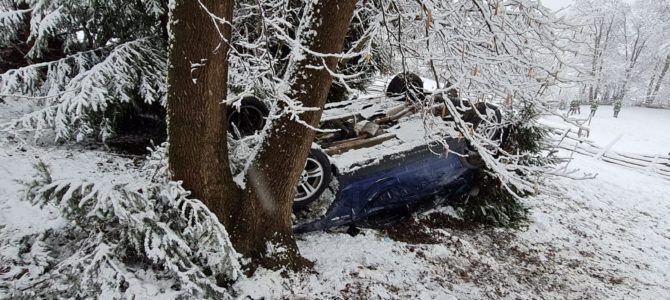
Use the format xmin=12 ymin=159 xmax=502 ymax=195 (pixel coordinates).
xmin=228 ymin=73 xmax=504 ymax=232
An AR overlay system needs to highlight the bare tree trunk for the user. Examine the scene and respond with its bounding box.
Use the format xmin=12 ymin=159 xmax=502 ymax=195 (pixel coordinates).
xmin=602 ymin=85 xmax=610 ymax=103
xmin=588 ymin=17 xmax=614 ymax=102
xmin=618 ymin=30 xmax=646 ymax=100
xmin=645 ymin=64 xmax=659 ymax=105
xmin=223 ymin=0 xmax=358 ymax=271
xmin=649 ymin=53 xmax=670 ymax=105
xmin=167 ymin=0 xmax=238 ymax=228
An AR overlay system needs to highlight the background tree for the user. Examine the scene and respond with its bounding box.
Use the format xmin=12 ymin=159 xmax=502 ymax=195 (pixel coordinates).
xmin=558 ymin=0 xmax=670 ymax=107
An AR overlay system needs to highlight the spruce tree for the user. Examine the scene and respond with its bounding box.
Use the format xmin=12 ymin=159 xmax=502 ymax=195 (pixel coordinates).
xmin=0 ymin=0 xmax=167 ymax=141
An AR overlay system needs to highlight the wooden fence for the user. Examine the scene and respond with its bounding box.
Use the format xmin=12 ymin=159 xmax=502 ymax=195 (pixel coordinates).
xmin=549 ymin=128 xmax=670 ymax=181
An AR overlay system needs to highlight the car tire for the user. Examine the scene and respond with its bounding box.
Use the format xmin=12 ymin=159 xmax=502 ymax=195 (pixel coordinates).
xmin=460 ymin=102 xmax=503 ymax=168
xmin=294 ymin=148 xmax=333 ymax=210
xmin=462 ymin=102 xmax=503 ymax=142
xmin=227 ymin=96 xmax=269 ymax=138
xmin=385 ymin=72 xmax=424 ymax=102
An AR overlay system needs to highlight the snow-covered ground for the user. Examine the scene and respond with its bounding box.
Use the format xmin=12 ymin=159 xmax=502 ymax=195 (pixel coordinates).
xmin=1 ymin=103 xmax=669 ymax=299
xmin=544 ymin=105 xmax=670 ymax=155
xmin=233 ymin=154 xmax=670 ymax=299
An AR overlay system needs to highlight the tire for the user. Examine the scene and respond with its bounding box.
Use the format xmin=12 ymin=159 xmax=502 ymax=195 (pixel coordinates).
xmin=227 ymin=96 xmax=269 ymax=138
xmin=462 ymin=102 xmax=503 ymax=142
xmin=459 ymin=148 xmax=485 ymax=169
xmin=460 ymin=102 xmax=503 ymax=168
xmin=433 ymin=93 xmax=471 ymax=120
xmin=385 ymin=72 xmax=424 ymax=102
xmin=293 ymin=148 xmax=333 ymax=210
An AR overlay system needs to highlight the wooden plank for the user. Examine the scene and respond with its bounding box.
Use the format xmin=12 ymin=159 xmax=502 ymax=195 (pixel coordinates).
xmin=600 ymin=157 xmax=670 ymax=180
xmin=548 ymin=124 xmax=670 ymax=180
xmin=325 ymin=133 xmax=396 ymax=155
xmin=605 ymin=152 xmax=670 ymax=173
xmin=603 ymin=152 xmax=649 ymax=168
xmin=618 ymin=151 xmax=670 ymax=163
xmin=321 ymin=112 xmax=362 ymax=123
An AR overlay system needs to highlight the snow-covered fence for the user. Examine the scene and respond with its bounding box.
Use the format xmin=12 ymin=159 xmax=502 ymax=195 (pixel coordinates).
xmin=548 ymin=128 xmax=670 ymax=181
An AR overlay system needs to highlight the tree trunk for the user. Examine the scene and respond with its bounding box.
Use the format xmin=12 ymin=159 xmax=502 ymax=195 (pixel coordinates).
xmin=223 ymin=0 xmax=358 ymax=271
xmin=649 ymin=53 xmax=670 ymax=105
xmin=588 ymin=17 xmax=614 ymax=103
xmin=645 ymin=64 xmax=659 ymax=105
xmin=168 ymin=0 xmax=357 ymax=272
xmin=618 ymin=32 xmax=645 ymax=100
xmin=167 ymin=0 xmax=238 ymax=223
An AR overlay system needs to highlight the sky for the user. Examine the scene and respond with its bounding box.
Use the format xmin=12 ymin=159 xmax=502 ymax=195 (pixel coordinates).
xmin=541 ymin=0 xmax=575 ymax=12
xmin=542 ymin=0 xmax=636 ymax=12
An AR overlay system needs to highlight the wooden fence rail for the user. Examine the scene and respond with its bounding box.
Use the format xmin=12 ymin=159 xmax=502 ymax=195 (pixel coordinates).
xmin=548 ymin=127 xmax=670 ymax=181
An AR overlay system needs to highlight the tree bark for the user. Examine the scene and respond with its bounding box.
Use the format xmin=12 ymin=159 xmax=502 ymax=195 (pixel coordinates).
xmin=223 ymin=0 xmax=358 ymax=271
xmin=167 ymin=0 xmax=238 ymax=223
xmin=168 ymin=0 xmax=358 ymax=272
xmin=588 ymin=17 xmax=614 ymax=102
xmin=648 ymin=53 xmax=670 ymax=105
xmin=645 ymin=64 xmax=659 ymax=104
xmin=617 ymin=30 xmax=645 ymax=100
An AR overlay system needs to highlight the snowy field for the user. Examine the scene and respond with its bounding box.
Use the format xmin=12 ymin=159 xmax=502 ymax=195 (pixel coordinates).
xmin=1 ymin=104 xmax=670 ymax=298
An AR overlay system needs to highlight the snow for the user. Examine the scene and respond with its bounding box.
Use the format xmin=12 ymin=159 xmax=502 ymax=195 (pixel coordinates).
xmin=2 ymin=99 xmax=670 ymax=298
xmin=330 ymin=116 xmax=449 ymax=173
xmin=0 ymin=135 xmax=143 ymax=245
xmin=545 ymin=106 xmax=670 ymax=154
xmin=321 ymin=78 xmax=460 ymax=173
xmin=233 ymin=148 xmax=670 ymax=299
xmin=245 ymin=106 xmax=670 ymax=298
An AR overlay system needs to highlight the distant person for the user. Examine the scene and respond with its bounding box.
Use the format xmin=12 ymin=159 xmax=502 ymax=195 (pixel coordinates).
xmin=613 ymin=99 xmax=622 ymax=118
xmin=568 ymin=99 xmax=581 ymax=115
xmin=590 ymin=100 xmax=598 ymax=117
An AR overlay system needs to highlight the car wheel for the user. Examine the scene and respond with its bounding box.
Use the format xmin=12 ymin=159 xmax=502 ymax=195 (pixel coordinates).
xmin=462 ymin=102 xmax=503 ymax=142
xmin=294 ymin=148 xmax=333 ymax=210
xmin=461 ymin=102 xmax=503 ymax=168
xmin=228 ymin=96 xmax=269 ymax=138
xmin=385 ymin=72 xmax=425 ymax=103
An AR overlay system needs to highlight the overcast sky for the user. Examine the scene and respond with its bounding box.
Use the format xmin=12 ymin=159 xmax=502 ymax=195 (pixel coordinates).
xmin=541 ymin=0 xmax=575 ymax=12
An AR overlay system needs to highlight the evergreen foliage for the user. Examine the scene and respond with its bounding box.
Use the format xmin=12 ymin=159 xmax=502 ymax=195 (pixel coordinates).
xmin=453 ymin=104 xmax=557 ymax=228
xmin=9 ymin=147 xmax=241 ymax=298
xmin=326 ymin=0 xmax=390 ymax=102
xmin=1 ymin=0 xmax=382 ymax=141
xmin=0 ymin=0 xmax=167 ymax=141
xmin=453 ymin=170 xmax=530 ymax=229
xmin=502 ymin=103 xmax=559 ymax=168
xmin=0 ymin=9 xmax=27 ymax=46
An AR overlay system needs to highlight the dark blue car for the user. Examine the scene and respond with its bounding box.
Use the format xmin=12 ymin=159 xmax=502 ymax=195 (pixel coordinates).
xmin=293 ymin=138 xmax=475 ymax=233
